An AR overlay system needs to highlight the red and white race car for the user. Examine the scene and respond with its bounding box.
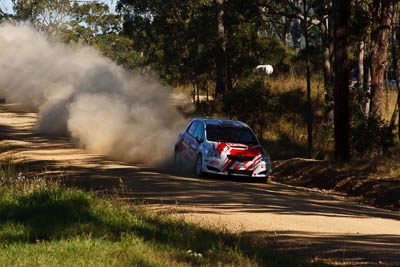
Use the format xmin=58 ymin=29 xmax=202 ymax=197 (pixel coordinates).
xmin=174 ymin=118 xmax=270 ymax=182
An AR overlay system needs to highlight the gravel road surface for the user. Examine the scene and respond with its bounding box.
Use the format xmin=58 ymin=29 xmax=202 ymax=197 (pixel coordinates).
xmin=1 ymin=103 xmax=399 ymax=266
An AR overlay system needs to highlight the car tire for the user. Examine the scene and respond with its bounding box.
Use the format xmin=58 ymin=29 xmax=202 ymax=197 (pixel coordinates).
xmin=259 ymin=176 xmax=269 ymax=184
xmin=195 ymin=154 xmax=204 ymax=178
xmin=174 ymin=149 xmax=182 ymax=174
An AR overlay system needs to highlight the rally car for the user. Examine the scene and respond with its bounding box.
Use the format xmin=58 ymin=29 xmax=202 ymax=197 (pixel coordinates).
xmin=174 ymin=118 xmax=270 ymax=182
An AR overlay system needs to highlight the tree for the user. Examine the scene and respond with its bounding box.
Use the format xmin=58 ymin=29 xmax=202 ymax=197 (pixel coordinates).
xmin=118 ymin=0 xmax=215 ymax=87
xmin=10 ymin=0 xmax=143 ymax=72
xmin=118 ymin=0 xmax=274 ymax=100
xmin=303 ymin=0 xmax=314 ymax=156
xmin=58 ymin=2 xmax=143 ymax=72
xmin=0 ymin=4 xmax=12 ymax=21
xmin=316 ymin=0 xmax=334 ymax=122
xmin=265 ymin=0 xmax=320 ymax=156
xmin=214 ymin=0 xmax=230 ymax=100
xmin=351 ymin=0 xmax=370 ymax=113
xmin=12 ymin=0 xmax=71 ymax=35
xmin=332 ymin=0 xmax=351 ymax=161
xmin=369 ymin=0 xmax=393 ymax=118
xmin=388 ymin=2 xmax=400 ymax=140
xmin=62 ymin=2 xmax=121 ymax=44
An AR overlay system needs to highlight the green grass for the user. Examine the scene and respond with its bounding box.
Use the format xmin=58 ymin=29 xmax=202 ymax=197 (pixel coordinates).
xmin=0 ymin=159 xmax=330 ymax=266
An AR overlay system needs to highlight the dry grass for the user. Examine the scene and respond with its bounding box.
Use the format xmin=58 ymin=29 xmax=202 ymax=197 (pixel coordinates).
xmin=263 ymin=75 xmax=332 ymax=159
xmin=273 ymin=156 xmax=400 ymax=211
xmin=382 ymin=88 xmax=398 ymax=122
xmin=173 ymin=74 xmax=400 ymax=160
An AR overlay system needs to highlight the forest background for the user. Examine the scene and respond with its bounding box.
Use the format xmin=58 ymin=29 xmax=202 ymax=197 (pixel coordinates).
xmin=0 ymin=0 xmax=399 ymax=162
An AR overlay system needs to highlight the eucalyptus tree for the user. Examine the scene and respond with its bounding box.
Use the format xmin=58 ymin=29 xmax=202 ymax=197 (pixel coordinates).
xmin=64 ymin=1 xmax=121 ymax=43
xmin=332 ymin=0 xmax=351 ymax=161
xmin=263 ymin=0 xmax=324 ymax=156
xmin=117 ymin=0 xmax=274 ymax=101
xmin=10 ymin=0 xmax=142 ymax=72
xmin=59 ymin=2 xmax=142 ymax=71
xmin=388 ymin=1 xmax=400 ymax=140
xmin=369 ymin=0 xmax=393 ymax=118
xmin=346 ymin=0 xmax=393 ymax=121
xmin=215 ymin=0 xmax=227 ymax=99
xmin=350 ymin=0 xmax=370 ymax=115
xmin=12 ymin=0 xmax=72 ymax=35
xmin=117 ymin=0 xmax=215 ymax=90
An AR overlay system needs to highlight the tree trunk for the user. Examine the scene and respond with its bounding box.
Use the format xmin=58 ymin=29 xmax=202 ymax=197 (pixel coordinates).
xmin=206 ymin=83 xmax=209 ymax=102
xmin=303 ymin=0 xmax=313 ymax=157
xmin=355 ymin=0 xmax=366 ymax=108
xmin=192 ymin=81 xmax=196 ymax=103
xmin=320 ymin=18 xmax=334 ymax=123
xmin=215 ymin=0 xmax=227 ymax=100
xmin=385 ymin=69 xmax=389 ymax=113
xmin=369 ymin=0 xmax=393 ymax=118
xmin=332 ymin=0 xmax=351 ymax=161
xmin=291 ymin=18 xmax=301 ymax=50
xmin=328 ymin=0 xmax=335 ymax=120
xmin=389 ymin=8 xmax=400 ymax=136
xmin=358 ymin=40 xmax=365 ymax=99
xmin=283 ymin=7 xmax=291 ymax=45
xmin=365 ymin=66 xmax=372 ymax=114
xmin=196 ymin=79 xmax=200 ymax=104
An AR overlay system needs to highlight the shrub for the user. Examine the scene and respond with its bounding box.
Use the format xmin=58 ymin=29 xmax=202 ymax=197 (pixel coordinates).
xmin=222 ymin=79 xmax=270 ymax=137
xmin=351 ymin=111 xmax=395 ymax=157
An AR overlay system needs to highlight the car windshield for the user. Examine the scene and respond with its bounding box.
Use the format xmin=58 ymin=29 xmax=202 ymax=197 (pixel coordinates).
xmin=206 ymin=125 xmax=258 ymax=144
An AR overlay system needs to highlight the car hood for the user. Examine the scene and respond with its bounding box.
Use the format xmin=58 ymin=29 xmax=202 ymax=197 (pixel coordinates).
xmin=212 ymin=142 xmax=263 ymax=157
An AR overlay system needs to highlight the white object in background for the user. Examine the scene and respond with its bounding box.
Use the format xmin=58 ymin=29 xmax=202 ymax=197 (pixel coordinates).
xmin=256 ymin=65 xmax=273 ymax=75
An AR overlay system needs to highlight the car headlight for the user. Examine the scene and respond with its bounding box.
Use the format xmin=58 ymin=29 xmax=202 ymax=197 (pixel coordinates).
xmin=206 ymin=149 xmax=220 ymax=159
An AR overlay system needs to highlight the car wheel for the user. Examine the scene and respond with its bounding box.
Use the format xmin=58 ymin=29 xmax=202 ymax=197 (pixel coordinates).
xmin=259 ymin=176 xmax=269 ymax=184
xmin=195 ymin=154 xmax=204 ymax=178
xmin=174 ymin=149 xmax=182 ymax=173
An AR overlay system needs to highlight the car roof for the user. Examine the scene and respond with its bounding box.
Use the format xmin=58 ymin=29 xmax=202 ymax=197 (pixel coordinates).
xmin=192 ymin=118 xmax=248 ymax=128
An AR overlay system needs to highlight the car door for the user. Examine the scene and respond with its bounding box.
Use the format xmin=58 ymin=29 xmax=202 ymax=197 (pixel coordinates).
xmin=192 ymin=122 xmax=205 ymax=157
xmin=182 ymin=121 xmax=199 ymax=163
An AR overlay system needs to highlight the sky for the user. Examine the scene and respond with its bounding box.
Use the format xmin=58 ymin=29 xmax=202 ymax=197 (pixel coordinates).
xmin=1 ymin=0 xmax=13 ymax=14
xmin=1 ymin=0 xmax=118 ymax=15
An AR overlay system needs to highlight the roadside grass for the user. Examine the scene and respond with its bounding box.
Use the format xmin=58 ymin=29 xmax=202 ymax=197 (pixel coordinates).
xmin=0 ymin=158 xmax=330 ymax=267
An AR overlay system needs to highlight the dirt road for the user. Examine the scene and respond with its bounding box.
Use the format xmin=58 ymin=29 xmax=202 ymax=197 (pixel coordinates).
xmin=1 ymin=103 xmax=400 ymax=266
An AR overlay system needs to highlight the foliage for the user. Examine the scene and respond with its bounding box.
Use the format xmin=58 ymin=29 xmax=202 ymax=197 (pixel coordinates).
xmin=59 ymin=2 xmax=144 ymax=72
xmin=293 ymin=44 xmax=323 ymax=76
xmin=118 ymin=0 xmax=216 ymax=86
xmin=59 ymin=1 xmax=121 ymax=43
xmin=5 ymin=0 xmax=400 ymax=159
xmin=10 ymin=0 xmax=144 ymax=72
xmin=12 ymin=0 xmax=72 ymax=35
xmin=351 ymin=111 xmax=395 ymax=157
xmin=350 ymin=1 xmax=371 ymax=42
xmin=222 ymin=78 xmax=269 ymax=137
xmin=117 ymin=0 xmax=292 ymax=89
xmin=188 ymin=74 xmax=333 ymax=159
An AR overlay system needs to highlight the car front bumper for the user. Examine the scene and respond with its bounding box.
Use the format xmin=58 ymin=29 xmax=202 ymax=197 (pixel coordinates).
xmin=203 ymin=157 xmax=270 ymax=177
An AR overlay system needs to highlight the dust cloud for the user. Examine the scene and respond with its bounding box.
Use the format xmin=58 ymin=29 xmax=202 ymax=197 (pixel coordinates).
xmin=0 ymin=24 xmax=187 ymax=166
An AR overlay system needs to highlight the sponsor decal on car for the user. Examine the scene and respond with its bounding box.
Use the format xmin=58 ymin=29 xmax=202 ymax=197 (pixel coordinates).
xmin=209 ymin=142 xmax=264 ymax=175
